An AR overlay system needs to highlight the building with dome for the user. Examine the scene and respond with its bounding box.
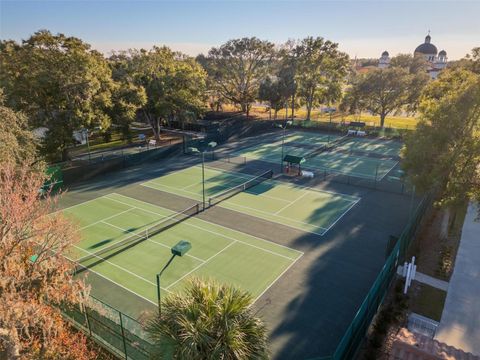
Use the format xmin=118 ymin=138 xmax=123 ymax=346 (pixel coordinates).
xmin=375 ymin=33 xmax=448 ymax=79
xmin=413 ymin=34 xmax=447 ymax=78
xmin=379 ymin=51 xmax=390 ymax=69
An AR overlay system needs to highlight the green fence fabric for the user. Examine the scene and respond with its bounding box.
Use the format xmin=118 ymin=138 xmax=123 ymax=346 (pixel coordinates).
xmin=61 ymin=295 xmax=153 ymax=360
xmin=41 ymin=165 xmax=64 ymax=194
xmin=56 ymin=144 xmax=182 ymax=186
xmin=332 ymin=194 xmax=432 ymax=360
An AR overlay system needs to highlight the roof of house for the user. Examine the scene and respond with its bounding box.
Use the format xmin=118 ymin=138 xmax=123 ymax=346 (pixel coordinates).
xmin=390 ymin=328 xmax=480 ymax=360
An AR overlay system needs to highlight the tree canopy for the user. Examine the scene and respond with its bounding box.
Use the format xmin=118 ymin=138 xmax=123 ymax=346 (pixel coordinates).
xmin=294 ymin=37 xmax=349 ymax=120
xmin=0 ymin=161 xmax=97 ymax=359
xmin=146 ymin=278 xmax=269 ymax=360
xmin=341 ymin=61 xmax=428 ymax=127
xmin=114 ymin=47 xmax=207 ymax=141
xmin=0 ymin=92 xmax=38 ymax=166
xmin=402 ymin=68 xmax=480 ymax=205
xmin=0 ymin=30 xmax=115 ymax=161
xmin=205 ymin=37 xmax=275 ymax=116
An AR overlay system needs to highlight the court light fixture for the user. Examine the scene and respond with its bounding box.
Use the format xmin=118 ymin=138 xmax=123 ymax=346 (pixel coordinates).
xmin=171 ymin=240 xmax=192 ymax=257
xmin=156 ymin=240 xmax=192 ymax=315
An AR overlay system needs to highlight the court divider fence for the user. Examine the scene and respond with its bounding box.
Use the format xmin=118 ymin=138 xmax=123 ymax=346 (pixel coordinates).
xmin=60 ymin=295 xmax=153 ymax=360
xmin=53 ymin=143 xmax=183 ymax=186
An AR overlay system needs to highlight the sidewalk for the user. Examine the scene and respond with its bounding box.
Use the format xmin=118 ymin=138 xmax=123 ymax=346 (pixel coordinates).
xmin=435 ymin=202 xmax=480 ymax=356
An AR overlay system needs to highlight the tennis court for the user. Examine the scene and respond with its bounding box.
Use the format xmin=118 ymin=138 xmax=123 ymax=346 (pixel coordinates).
xmin=282 ymin=131 xmax=402 ymax=158
xmin=141 ymin=165 xmax=360 ymax=236
xmin=231 ymin=132 xmax=400 ymax=180
xmin=63 ymin=193 xmax=303 ymax=305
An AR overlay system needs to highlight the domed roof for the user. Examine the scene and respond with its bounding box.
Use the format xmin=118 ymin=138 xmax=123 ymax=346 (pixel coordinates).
xmin=414 ymin=34 xmax=438 ymax=55
xmin=439 ymin=50 xmax=447 ymax=56
xmin=381 ymin=50 xmax=389 ymax=57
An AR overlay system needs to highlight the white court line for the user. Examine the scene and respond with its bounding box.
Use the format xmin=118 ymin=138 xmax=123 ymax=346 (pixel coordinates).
xmin=142 ymin=176 xmax=330 ymax=234
xmin=73 ymin=244 xmax=163 ymax=289
xmin=252 ymin=251 xmax=303 ymax=304
xmin=322 ymin=197 xmax=361 ymax=236
xmin=78 ymin=265 xmax=158 ymax=305
xmin=182 ymin=181 xmax=203 ymax=190
xmin=376 ymin=160 xmax=399 ymax=181
xmin=203 ymin=166 xmax=361 ymax=202
xmin=144 ymin=172 xmax=292 ymax=205
xmin=100 ymin=220 xmax=206 ymax=264
xmin=53 ymin=195 xmax=111 ymax=214
xmin=141 ymin=182 xmax=201 ymax=200
xmin=144 ymin=164 xmax=360 ymax=203
xmin=79 ymin=208 xmax=135 ymax=230
xmin=107 ymin=194 xmax=304 ymax=257
xmin=274 ymin=192 xmax=309 ymax=215
xmin=105 ymin=194 xmax=303 ymax=260
xmin=166 ymin=241 xmax=238 ymax=290
xmin=212 ymin=198 xmax=328 ymax=234
xmin=228 ymin=149 xmax=389 ymax=187
xmin=141 ymin=183 xmax=314 ymax=227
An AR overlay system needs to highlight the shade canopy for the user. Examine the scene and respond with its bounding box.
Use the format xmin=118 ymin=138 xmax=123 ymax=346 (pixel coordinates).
xmin=283 ymin=155 xmax=305 ymax=164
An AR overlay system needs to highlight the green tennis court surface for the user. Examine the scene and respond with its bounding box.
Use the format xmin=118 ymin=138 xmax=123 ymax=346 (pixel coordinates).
xmin=232 ymin=135 xmax=399 ymax=180
xmin=141 ymin=166 xmax=360 ymax=235
xmin=282 ymin=131 xmax=402 ymax=157
xmin=63 ymin=193 xmax=302 ymax=305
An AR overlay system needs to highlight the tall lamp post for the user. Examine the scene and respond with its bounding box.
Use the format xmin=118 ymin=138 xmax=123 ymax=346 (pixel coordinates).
xmin=81 ymin=128 xmax=92 ymax=162
xmin=156 ymin=240 xmax=192 ymax=315
xmin=276 ymin=121 xmax=292 ymax=173
xmin=324 ymin=107 xmax=336 ymax=143
xmin=188 ymin=142 xmax=217 ymax=210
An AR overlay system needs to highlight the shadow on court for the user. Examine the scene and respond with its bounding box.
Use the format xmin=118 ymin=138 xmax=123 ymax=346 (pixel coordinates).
xmin=60 ymin=149 xmax=421 ymax=359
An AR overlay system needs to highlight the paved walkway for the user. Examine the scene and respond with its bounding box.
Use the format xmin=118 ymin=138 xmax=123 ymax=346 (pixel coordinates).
xmin=435 ymin=202 xmax=480 ymax=356
xmin=397 ymin=266 xmax=449 ymax=291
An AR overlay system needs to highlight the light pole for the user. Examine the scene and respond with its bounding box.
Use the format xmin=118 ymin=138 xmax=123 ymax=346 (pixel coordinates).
xmin=156 ymin=240 xmax=192 ymax=315
xmin=325 ymin=107 xmax=336 ymax=143
xmin=276 ymin=121 xmax=292 ymax=173
xmin=188 ymin=142 xmax=217 ymax=210
xmin=83 ymin=128 xmax=91 ymax=162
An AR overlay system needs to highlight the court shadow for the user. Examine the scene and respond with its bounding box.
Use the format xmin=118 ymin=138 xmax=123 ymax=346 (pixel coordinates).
xmin=203 ymin=171 xmax=275 ymax=198
xmin=89 ymin=239 xmax=113 ymax=249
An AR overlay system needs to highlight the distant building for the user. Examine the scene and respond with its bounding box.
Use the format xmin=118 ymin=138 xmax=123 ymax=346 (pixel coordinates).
xmin=413 ymin=34 xmax=447 ymax=78
xmin=368 ymin=33 xmax=448 ymax=79
xmin=379 ymin=51 xmax=390 ymax=69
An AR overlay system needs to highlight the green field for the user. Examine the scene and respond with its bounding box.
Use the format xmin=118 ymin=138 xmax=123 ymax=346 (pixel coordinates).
xmin=63 ymin=193 xmax=303 ymax=306
xmin=141 ymin=165 xmax=360 ymax=235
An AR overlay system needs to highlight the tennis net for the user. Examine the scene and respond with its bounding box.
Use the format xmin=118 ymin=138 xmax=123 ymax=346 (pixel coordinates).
xmin=208 ymin=170 xmax=273 ymax=207
xmin=305 ymin=134 xmax=350 ymax=158
xmin=74 ymin=203 xmax=200 ymax=274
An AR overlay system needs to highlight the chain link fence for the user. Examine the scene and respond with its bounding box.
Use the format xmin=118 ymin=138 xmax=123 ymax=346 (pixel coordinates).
xmin=61 ymin=295 xmax=153 ymax=360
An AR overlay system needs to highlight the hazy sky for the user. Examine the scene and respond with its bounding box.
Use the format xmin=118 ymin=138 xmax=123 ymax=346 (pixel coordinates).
xmin=1 ymin=1 xmax=479 ymax=60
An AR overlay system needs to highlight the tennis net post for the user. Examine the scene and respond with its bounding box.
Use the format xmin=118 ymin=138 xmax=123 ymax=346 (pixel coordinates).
xmin=208 ymin=170 xmax=273 ymax=208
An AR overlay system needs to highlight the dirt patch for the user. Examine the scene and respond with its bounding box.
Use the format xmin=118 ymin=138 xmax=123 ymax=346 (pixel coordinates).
xmin=409 ymin=282 xmax=446 ymax=321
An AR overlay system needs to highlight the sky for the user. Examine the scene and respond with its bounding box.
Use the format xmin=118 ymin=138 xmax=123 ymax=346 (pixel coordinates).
xmin=1 ymin=1 xmax=479 ymax=60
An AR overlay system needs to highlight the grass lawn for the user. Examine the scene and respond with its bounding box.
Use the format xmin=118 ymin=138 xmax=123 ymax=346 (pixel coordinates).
xmin=410 ymin=282 xmax=447 ymax=322
xmin=223 ymin=104 xmax=419 ymax=129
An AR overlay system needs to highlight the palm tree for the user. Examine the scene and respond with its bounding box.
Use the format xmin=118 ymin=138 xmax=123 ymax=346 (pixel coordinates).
xmin=145 ymin=278 xmax=269 ymax=359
